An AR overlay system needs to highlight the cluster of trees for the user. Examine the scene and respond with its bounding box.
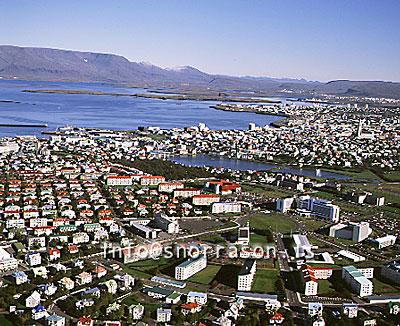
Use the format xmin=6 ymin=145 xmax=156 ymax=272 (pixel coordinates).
xmin=116 ymin=158 xmax=223 ymax=180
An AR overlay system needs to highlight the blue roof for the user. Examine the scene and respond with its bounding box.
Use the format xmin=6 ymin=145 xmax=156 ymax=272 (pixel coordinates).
xmin=32 ymin=305 xmax=46 ymax=313
xmin=12 ymin=271 xmax=27 ymax=278
xmin=46 ymin=314 xmax=64 ymax=321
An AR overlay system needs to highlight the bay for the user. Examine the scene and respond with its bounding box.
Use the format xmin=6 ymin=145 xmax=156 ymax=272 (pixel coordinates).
xmin=0 ymin=80 xmax=284 ymax=138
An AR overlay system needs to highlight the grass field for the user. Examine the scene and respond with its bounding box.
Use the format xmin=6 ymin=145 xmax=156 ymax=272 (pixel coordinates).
xmin=249 ymin=214 xmax=296 ymax=232
xmin=188 ymin=265 xmax=222 ymax=285
xmin=372 ymin=278 xmax=400 ymax=296
xmin=318 ymin=279 xmax=337 ymax=296
xmin=250 ymin=233 xmax=270 ymax=245
xmin=0 ymin=316 xmax=12 ymax=326
xmin=242 ymin=184 xmax=288 ymax=198
xmin=252 ymin=269 xmax=281 ymax=293
xmin=302 ymin=219 xmax=327 ymax=231
xmin=122 ymin=266 xmax=153 ymax=279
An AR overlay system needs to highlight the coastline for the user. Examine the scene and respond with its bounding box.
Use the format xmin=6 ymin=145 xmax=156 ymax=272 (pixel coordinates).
xmin=210 ymin=104 xmax=291 ymax=127
xmin=22 ymin=89 xmax=282 ymax=104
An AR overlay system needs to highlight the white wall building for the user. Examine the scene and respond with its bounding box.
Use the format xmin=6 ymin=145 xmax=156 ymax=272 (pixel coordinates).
xmin=342 ymin=266 xmax=373 ymax=297
xmin=211 ymin=202 xmax=241 ymax=214
xmin=175 ymin=254 xmax=207 ymax=280
xmin=237 ymin=259 xmax=256 ymax=291
xmin=373 ymin=235 xmax=397 ymax=249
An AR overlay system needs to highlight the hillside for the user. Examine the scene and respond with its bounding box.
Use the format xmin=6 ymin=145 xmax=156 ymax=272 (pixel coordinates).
xmin=1 ymin=45 xmax=400 ymax=99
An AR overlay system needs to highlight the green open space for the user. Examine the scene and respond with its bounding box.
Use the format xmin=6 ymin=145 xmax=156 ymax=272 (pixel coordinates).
xmin=252 ymin=269 xmax=282 ymax=294
xmin=122 ymin=257 xmax=174 ymax=279
xmin=372 ymin=278 xmax=400 ymax=296
xmin=187 ymin=265 xmax=222 ymax=285
xmin=241 ymin=184 xmax=288 ymax=198
xmin=302 ymin=219 xmax=327 ymax=231
xmin=0 ymin=315 xmax=12 ymax=326
xmin=249 ymin=214 xmax=297 ymax=232
xmin=250 ymin=233 xmax=270 ymax=245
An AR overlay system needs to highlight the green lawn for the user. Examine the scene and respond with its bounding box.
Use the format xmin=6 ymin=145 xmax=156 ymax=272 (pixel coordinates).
xmin=302 ymin=219 xmax=327 ymax=231
xmin=249 ymin=214 xmax=296 ymax=232
xmin=252 ymin=269 xmax=281 ymax=294
xmin=372 ymin=278 xmax=400 ymax=296
xmin=187 ymin=265 xmax=221 ymax=285
xmin=318 ymin=279 xmax=337 ymax=296
xmin=122 ymin=265 xmax=154 ymax=279
xmin=242 ymin=184 xmax=288 ymax=198
xmin=250 ymin=233 xmax=270 ymax=245
xmin=207 ymin=221 xmax=238 ymax=231
xmin=0 ymin=315 xmax=12 ymax=326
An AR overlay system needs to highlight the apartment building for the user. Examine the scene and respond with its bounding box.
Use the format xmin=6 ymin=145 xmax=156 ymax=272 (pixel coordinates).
xmin=342 ymin=266 xmax=373 ymax=297
xmin=175 ymin=254 xmax=207 ymax=280
xmin=237 ymin=259 xmax=256 ymax=291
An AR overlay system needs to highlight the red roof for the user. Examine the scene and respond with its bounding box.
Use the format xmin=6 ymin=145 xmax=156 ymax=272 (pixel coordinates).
xmin=181 ymin=302 xmax=199 ymax=310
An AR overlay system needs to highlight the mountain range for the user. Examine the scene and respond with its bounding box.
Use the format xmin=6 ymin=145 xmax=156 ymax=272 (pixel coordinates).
xmin=1 ymin=45 xmax=400 ymax=99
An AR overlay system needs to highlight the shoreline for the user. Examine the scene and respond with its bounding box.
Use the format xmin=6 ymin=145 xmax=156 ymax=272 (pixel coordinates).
xmin=210 ymin=104 xmax=291 ymax=127
xmin=22 ymin=89 xmax=282 ymax=104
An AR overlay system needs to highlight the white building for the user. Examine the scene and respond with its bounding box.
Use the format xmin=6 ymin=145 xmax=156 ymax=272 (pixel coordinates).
xmin=158 ymin=182 xmax=184 ymax=193
xmin=329 ymin=222 xmax=372 ymax=242
xmin=26 ymin=290 xmax=41 ymax=308
xmin=157 ymin=308 xmax=172 ymax=322
xmin=276 ymin=197 xmax=295 ymax=213
xmin=130 ymin=221 xmax=157 ymax=239
xmin=187 ymin=291 xmax=208 ymax=305
xmin=154 ymin=213 xmax=179 ymax=234
xmin=193 ymin=194 xmax=220 ymax=206
xmin=300 ymin=265 xmax=318 ymax=296
xmin=293 ymin=234 xmax=314 ymax=259
xmin=373 ymin=235 xmax=397 ymax=249
xmin=236 ymin=224 xmax=250 ymax=246
xmin=211 ymin=202 xmax=241 ymax=214
xmin=342 ymin=266 xmax=373 ymax=297
xmin=297 ymin=196 xmax=340 ymax=222
xmin=237 ymin=259 xmax=256 ymax=291
xmin=175 ymin=254 xmax=207 ymax=280
xmin=0 ymin=248 xmax=18 ymax=272
xmin=106 ymin=176 xmax=132 ymax=186
xmin=26 ymin=253 xmax=41 ymax=266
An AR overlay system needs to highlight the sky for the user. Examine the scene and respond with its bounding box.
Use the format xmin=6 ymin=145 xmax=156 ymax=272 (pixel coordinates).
xmin=1 ymin=0 xmax=400 ymax=82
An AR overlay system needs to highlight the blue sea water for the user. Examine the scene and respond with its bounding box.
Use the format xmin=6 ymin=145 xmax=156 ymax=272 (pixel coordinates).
xmin=0 ymin=80 xmax=284 ymax=138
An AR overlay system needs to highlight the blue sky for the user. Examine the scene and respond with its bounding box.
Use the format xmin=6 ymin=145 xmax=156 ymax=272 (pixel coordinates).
xmin=1 ymin=0 xmax=399 ymax=82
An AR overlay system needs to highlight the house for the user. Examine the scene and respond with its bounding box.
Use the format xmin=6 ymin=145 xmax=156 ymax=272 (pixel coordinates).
xmin=270 ymin=312 xmax=285 ymax=325
xmin=25 ymin=252 xmax=41 ymax=266
xmin=26 ymin=290 xmax=41 ymax=308
xmin=32 ymin=266 xmax=48 ymax=279
xmin=68 ymin=245 xmax=79 ymax=254
xmin=31 ymin=305 xmax=47 ymax=320
xmin=166 ymin=292 xmax=182 ymax=304
xmin=129 ymin=303 xmax=144 ymax=320
xmin=187 ymin=291 xmax=208 ymax=305
xmin=103 ymin=279 xmax=118 ymax=294
xmin=213 ymin=316 xmax=232 ymax=326
xmin=181 ymin=302 xmax=201 ymax=315
xmin=92 ymin=266 xmax=107 ymax=278
xmin=46 ymin=314 xmax=65 ymax=326
xmin=76 ymin=272 xmax=92 ymax=285
xmin=58 ymin=277 xmax=74 ymax=290
xmin=83 ymin=287 xmax=101 ymax=298
xmin=12 ymin=271 xmax=29 ymax=285
xmin=308 ymin=303 xmax=323 ymax=316
xmin=77 ymin=317 xmax=94 ymax=326
xmin=38 ymin=283 xmax=58 ymax=296
xmin=47 ymin=249 xmax=61 ymax=261
xmin=72 ymin=232 xmax=89 ymax=244
xmin=157 ymin=308 xmax=172 ymax=322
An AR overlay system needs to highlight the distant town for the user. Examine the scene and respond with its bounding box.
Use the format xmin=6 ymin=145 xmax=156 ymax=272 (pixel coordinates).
xmin=0 ymin=96 xmax=399 ymax=326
